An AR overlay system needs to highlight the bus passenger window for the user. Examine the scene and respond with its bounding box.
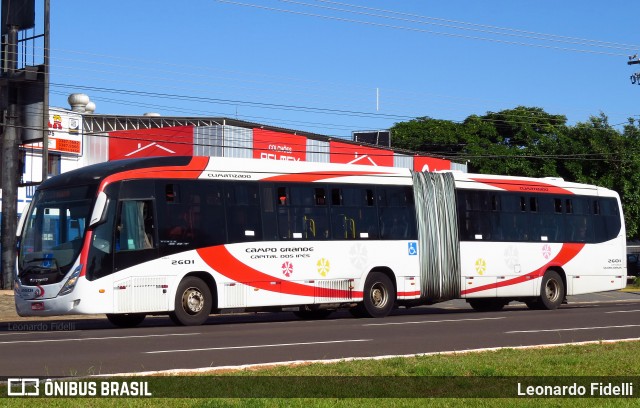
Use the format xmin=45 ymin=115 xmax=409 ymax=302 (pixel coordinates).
xmin=226 ymin=184 xmax=262 ymax=243
xmin=554 ymin=199 xmax=562 ymax=213
xmin=570 ymin=217 xmax=589 ymax=242
xmin=315 ymin=188 xmax=326 ymax=205
xmin=116 ymin=200 xmax=155 ymax=251
xmin=169 ymin=206 xmax=200 ymax=241
xmin=565 ymin=199 xmax=573 ymax=214
xmin=277 ymin=187 xmax=288 ymax=205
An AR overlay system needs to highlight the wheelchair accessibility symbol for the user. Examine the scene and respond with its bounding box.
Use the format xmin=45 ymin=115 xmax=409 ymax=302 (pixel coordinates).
xmin=41 ymin=253 xmax=54 ymax=268
xmin=408 ymin=242 xmax=418 ymax=256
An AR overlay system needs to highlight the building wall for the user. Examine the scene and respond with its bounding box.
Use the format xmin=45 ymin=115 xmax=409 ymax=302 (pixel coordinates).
xmin=8 ymin=109 xmax=463 ymax=214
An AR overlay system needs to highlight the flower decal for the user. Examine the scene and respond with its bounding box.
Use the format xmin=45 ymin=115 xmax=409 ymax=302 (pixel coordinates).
xmin=282 ymin=261 xmax=294 ymax=277
xmin=475 ymin=258 xmax=487 ymax=275
xmin=317 ymin=258 xmax=330 ymax=277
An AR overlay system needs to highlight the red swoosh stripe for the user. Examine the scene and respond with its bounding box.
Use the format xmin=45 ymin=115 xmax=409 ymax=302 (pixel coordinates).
xmin=98 ymin=156 xmax=209 ymax=192
xmin=262 ymin=170 xmax=394 ymax=183
xmin=461 ymin=243 xmax=585 ymax=295
xmin=469 ymin=177 xmax=574 ymax=195
xmin=78 ymin=230 xmax=93 ymax=277
xmin=197 ymin=246 xmax=361 ymax=299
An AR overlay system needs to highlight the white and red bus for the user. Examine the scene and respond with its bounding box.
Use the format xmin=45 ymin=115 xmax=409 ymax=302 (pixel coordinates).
xmin=14 ymin=156 xmax=626 ymax=326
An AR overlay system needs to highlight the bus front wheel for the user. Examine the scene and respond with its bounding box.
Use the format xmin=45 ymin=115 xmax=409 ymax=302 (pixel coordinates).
xmin=351 ymin=272 xmax=396 ymax=318
xmin=170 ymin=276 xmax=212 ymax=326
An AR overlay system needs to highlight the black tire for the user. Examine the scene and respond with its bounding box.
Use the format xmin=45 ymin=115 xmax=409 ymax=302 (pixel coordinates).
xmin=106 ymin=313 xmax=146 ymax=328
xmin=169 ymin=276 xmax=213 ymax=326
xmin=468 ymin=299 xmax=507 ymax=312
xmin=351 ymin=272 xmax=396 ymax=318
xmin=293 ymin=308 xmax=333 ymax=320
xmin=538 ymin=270 xmax=565 ymax=310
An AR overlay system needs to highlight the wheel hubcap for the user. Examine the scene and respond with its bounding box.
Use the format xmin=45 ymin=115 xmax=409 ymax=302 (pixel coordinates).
xmin=545 ymin=279 xmax=559 ymax=302
xmin=370 ymin=282 xmax=388 ymax=309
xmin=183 ymin=287 xmax=204 ymax=314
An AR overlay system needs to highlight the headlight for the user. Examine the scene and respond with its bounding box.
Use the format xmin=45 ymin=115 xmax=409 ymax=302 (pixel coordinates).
xmin=58 ymin=265 xmax=82 ymax=296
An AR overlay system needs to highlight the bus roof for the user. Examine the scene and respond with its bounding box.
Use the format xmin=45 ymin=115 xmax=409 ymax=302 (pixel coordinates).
xmin=36 ymin=156 xmax=617 ymax=198
xmin=38 ymin=156 xmax=195 ymax=190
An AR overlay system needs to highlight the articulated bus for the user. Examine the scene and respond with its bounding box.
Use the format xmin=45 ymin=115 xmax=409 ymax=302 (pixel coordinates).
xmin=14 ymin=156 xmax=626 ymax=327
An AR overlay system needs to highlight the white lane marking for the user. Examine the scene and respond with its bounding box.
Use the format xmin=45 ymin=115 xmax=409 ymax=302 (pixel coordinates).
xmin=145 ymin=339 xmax=372 ymax=354
xmin=507 ymin=324 xmax=640 ymax=334
xmin=363 ymin=317 xmax=506 ymax=326
xmin=606 ymin=309 xmax=640 ymax=314
xmin=0 ymin=332 xmax=36 ymax=337
xmin=107 ymin=337 xmax=640 ymax=378
xmin=0 ymin=333 xmax=196 ymax=345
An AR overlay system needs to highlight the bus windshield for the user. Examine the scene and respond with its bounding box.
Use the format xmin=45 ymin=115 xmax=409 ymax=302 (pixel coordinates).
xmin=18 ymin=185 xmax=96 ymax=285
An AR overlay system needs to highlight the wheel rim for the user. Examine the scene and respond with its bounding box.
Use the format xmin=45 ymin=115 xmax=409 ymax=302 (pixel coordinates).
xmin=545 ymin=278 xmax=560 ymax=303
xmin=182 ymin=287 xmax=204 ymax=315
xmin=370 ymin=282 xmax=389 ymax=309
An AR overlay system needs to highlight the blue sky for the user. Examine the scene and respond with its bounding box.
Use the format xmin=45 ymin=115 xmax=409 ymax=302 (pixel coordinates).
xmin=46 ymin=0 xmax=640 ymax=139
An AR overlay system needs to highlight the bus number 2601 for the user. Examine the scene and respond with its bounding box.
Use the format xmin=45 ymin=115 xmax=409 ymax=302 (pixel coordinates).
xmin=172 ymin=259 xmax=195 ymax=265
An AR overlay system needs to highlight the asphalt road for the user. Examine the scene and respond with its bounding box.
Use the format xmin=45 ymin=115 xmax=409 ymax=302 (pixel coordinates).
xmin=1 ymin=290 xmax=639 ymax=378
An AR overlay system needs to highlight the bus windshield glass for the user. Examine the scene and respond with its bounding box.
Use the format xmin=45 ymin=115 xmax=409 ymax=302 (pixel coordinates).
xmin=18 ymin=185 xmax=96 ymax=285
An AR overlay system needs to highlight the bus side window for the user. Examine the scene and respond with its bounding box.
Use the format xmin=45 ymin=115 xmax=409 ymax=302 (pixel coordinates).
xmin=260 ymin=185 xmax=279 ymax=241
xmin=226 ymin=183 xmax=262 ymax=243
xmin=330 ymin=187 xmax=377 ymax=240
xmin=116 ymin=200 xmax=155 ymax=251
xmin=378 ymin=187 xmax=416 ymax=240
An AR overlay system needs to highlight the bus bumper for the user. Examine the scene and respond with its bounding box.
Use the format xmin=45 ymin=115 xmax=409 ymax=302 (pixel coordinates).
xmin=14 ymin=293 xmax=82 ymax=317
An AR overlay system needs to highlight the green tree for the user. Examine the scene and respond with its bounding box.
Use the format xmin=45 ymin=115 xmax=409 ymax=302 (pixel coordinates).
xmin=391 ymin=116 xmax=468 ymax=154
xmin=474 ymin=106 xmax=567 ymax=177
xmin=390 ymin=107 xmax=640 ymax=238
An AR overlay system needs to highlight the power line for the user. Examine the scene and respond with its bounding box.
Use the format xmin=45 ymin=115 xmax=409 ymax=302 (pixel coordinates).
xmin=214 ymin=0 xmax=631 ymax=57
xmin=22 ymin=42 xmax=630 ymax=131
xmin=310 ymin=0 xmax=640 ymax=50
xmin=51 ymin=82 xmax=582 ymax=131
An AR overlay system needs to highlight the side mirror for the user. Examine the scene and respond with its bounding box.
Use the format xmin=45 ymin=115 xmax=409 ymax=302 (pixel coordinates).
xmin=16 ymin=204 xmax=31 ymax=237
xmin=89 ymin=192 xmax=108 ymax=227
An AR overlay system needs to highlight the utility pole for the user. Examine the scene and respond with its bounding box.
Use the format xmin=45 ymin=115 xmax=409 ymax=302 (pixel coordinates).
xmin=0 ymin=0 xmax=44 ymax=289
xmin=1 ymin=25 xmax=19 ymax=289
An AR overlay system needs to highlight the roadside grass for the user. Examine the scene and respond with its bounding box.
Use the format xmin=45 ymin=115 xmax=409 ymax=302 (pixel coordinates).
xmin=5 ymin=340 xmax=640 ymax=407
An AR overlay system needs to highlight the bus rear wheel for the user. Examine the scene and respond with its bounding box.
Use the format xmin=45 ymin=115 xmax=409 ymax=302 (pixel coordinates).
xmin=351 ymin=272 xmax=395 ymax=318
xmin=106 ymin=313 xmax=146 ymax=328
xmin=537 ymin=270 xmax=565 ymax=310
xmin=169 ymin=276 xmax=212 ymax=326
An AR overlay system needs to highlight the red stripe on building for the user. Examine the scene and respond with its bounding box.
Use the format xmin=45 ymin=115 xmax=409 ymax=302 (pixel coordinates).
xmin=108 ymin=126 xmax=194 ymax=160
